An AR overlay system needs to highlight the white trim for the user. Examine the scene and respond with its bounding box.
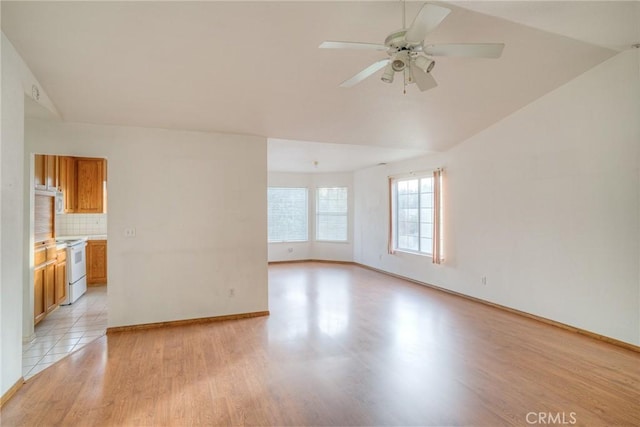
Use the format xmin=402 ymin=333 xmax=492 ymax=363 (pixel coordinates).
xmin=391 ymin=175 xmax=436 ymax=254
xmin=388 ymin=169 xmax=435 ymax=181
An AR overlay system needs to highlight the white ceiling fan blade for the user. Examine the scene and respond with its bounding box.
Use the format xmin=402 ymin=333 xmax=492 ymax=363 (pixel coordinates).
xmin=425 ymin=43 xmax=505 ymax=58
xmin=319 ymin=41 xmax=387 ymax=51
xmin=405 ymin=3 xmax=451 ymax=44
xmin=339 ymin=59 xmax=390 ymax=88
xmin=410 ymin=63 xmax=438 ymax=92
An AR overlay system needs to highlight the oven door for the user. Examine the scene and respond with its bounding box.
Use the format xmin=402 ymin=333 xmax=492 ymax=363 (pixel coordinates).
xmin=68 ymin=241 xmax=87 ymax=283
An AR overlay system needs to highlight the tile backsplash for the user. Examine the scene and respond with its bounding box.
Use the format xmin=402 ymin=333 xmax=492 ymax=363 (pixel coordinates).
xmin=56 ymin=214 xmax=107 ymax=236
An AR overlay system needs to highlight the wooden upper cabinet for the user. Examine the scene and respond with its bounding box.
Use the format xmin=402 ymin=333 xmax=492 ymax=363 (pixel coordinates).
xmin=34 ymin=154 xmax=58 ymax=191
xmin=46 ymin=155 xmax=57 ymax=190
xmin=36 ymin=155 xmax=107 ymax=214
xmin=58 ymin=156 xmax=77 ymax=213
xmin=34 ymin=154 xmax=46 ymax=189
xmin=76 ymin=158 xmax=106 ymax=214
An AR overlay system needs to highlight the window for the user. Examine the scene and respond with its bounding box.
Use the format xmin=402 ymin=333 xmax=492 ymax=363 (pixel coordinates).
xmin=268 ymin=187 xmax=308 ymax=242
xmin=391 ymin=171 xmax=443 ymax=261
xmin=395 ymin=177 xmax=434 ymax=253
xmin=316 ymin=187 xmax=348 ymax=241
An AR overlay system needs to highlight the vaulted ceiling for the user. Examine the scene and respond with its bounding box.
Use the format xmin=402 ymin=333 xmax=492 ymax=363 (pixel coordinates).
xmin=2 ymin=1 xmax=637 ymax=172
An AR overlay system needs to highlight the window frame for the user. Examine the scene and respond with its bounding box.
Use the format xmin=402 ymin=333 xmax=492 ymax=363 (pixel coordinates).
xmin=391 ymin=173 xmax=437 ymax=256
xmin=315 ymin=186 xmax=349 ymax=243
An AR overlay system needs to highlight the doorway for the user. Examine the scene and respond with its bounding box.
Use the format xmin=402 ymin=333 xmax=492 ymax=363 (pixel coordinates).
xmin=26 ymin=147 xmax=109 ymax=379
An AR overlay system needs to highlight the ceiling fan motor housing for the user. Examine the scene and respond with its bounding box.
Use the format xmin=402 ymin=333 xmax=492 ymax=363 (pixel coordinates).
xmin=385 ymin=30 xmax=434 ymax=75
xmin=384 ymin=30 xmax=421 ymax=53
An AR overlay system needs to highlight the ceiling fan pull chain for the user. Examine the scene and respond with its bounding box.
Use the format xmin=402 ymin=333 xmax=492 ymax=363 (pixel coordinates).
xmin=403 ymin=69 xmax=407 ymax=95
xmin=402 ymin=0 xmax=406 ymax=30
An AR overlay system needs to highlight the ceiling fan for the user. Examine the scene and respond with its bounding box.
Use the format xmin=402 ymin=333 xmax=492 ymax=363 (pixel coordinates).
xmin=319 ymin=2 xmax=505 ymax=92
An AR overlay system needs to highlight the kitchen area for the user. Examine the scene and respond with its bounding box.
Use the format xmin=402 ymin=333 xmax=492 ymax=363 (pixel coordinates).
xmin=26 ymin=154 xmax=108 ymax=379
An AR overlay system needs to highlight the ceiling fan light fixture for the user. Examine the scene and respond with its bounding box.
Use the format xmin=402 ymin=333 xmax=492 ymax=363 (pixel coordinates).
xmin=391 ymin=58 xmax=406 ymax=72
xmin=414 ymin=55 xmax=435 ymax=73
xmin=381 ymin=63 xmax=395 ymax=83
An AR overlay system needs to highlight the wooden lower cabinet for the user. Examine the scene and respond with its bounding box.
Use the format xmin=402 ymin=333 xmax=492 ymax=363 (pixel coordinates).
xmin=55 ymin=249 xmax=67 ymax=304
xmin=35 ymin=261 xmax=55 ymax=324
xmin=34 ymin=264 xmax=47 ymax=324
xmin=44 ymin=263 xmax=56 ymax=314
xmin=87 ymin=240 xmax=107 ymax=285
xmin=34 ymin=244 xmax=67 ymax=325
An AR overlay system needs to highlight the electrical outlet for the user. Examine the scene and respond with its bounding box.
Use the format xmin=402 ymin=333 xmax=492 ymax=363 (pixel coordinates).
xmin=287 ymin=247 xmax=294 ymax=253
xmin=228 ymin=288 xmax=235 ymax=297
xmin=124 ymin=228 xmax=136 ymax=238
xmin=481 ymin=276 xmax=487 ymax=286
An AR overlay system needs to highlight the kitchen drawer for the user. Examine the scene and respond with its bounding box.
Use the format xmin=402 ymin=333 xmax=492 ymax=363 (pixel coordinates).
xmin=35 ymin=247 xmax=47 ymax=266
xmin=46 ymin=245 xmax=58 ymax=261
xmin=57 ymin=249 xmax=67 ymax=262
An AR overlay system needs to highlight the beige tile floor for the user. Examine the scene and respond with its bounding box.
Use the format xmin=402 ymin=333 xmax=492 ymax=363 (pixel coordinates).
xmin=23 ymin=286 xmax=107 ymax=380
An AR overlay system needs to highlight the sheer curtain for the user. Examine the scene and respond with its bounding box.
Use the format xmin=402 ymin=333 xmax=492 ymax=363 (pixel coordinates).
xmin=432 ymin=169 xmax=443 ymax=264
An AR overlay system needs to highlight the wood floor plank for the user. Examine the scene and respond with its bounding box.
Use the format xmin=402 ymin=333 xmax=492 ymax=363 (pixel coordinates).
xmin=2 ymin=262 xmax=639 ymax=426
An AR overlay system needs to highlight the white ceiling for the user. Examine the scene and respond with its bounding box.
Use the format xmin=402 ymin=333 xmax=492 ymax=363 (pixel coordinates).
xmin=453 ymin=1 xmax=640 ymax=51
xmin=268 ymin=138 xmax=430 ymax=172
xmin=2 ymin=1 xmax=633 ymax=172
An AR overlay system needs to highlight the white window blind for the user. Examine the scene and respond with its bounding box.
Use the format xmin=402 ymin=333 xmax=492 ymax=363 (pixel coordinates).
xmin=316 ymin=187 xmax=348 ymax=241
xmin=268 ymin=187 xmax=308 ymax=242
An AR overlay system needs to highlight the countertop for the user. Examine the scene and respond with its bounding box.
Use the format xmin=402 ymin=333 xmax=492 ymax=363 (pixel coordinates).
xmin=56 ymin=234 xmax=108 ymax=241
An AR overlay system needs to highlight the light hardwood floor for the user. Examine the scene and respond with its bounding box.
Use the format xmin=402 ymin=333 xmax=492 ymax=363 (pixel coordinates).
xmin=2 ymin=262 xmax=639 ymax=426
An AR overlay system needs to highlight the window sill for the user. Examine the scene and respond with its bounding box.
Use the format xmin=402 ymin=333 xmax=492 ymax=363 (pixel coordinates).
xmin=393 ymin=248 xmax=432 ymax=258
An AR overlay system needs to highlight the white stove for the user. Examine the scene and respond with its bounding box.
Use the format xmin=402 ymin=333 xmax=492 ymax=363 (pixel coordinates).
xmin=56 ymin=237 xmax=88 ymax=305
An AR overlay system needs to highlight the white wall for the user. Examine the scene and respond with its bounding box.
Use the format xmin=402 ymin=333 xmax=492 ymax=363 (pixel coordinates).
xmin=1 ymin=33 xmax=60 ymax=397
xmin=25 ymin=119 xmax=269 ymax=328
xmin=1 ymin=33 xmax=26 ymax=397
xmin=355 ymin=50 xmax=640 ymax=345
xmin=268 ymin=172 xmax=354 ymax=262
